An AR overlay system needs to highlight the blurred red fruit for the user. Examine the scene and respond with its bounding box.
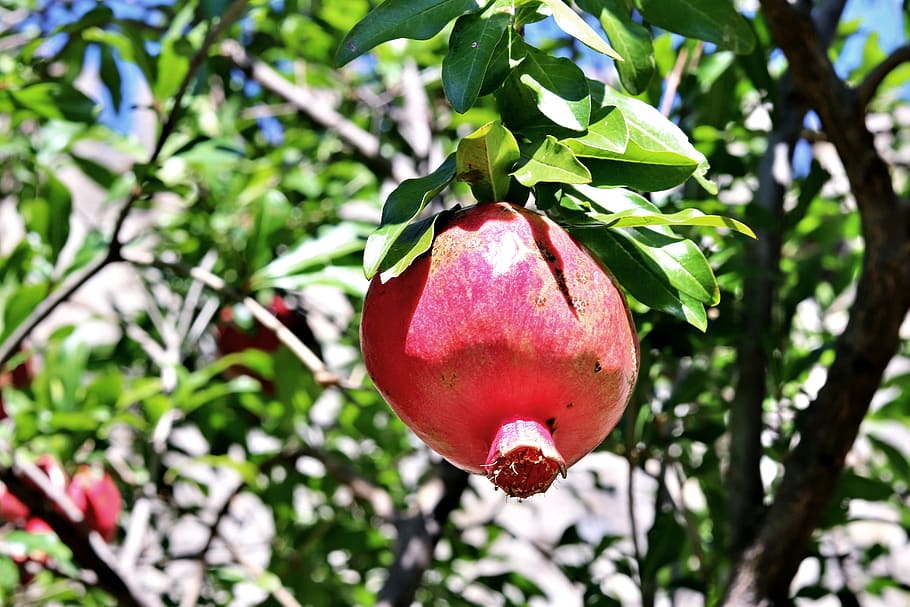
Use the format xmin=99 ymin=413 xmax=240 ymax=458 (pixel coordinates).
xmin=66 ymin=466 xmax=121 ymax=542
xmin=216 ymin=295 xmax=320 ymax=392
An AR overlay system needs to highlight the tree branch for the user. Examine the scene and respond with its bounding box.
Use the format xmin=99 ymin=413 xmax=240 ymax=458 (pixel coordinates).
xmin=728 ymin=0 xmax=846 ymax=559
xmin=376 ymin=460 xmax=469 ymax=607
xmin=0 ymin=0 xmax=249 ymax=370
xmin=857 ymin=43 xmax=910 ymax=109
xmin=123 ymin=251 xmax=343 ymax=388
xmin=0 ymin=451 xmax=159 ymax=607
xmin=220 ymin=40 xmax=416 ymax=184
xmin=724 ymin=1 xmax=910 ymax=604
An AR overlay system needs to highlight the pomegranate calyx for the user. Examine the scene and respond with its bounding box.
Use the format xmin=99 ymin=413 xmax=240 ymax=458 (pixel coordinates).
xmin=483 ymin=419 xmax=567 ymax=499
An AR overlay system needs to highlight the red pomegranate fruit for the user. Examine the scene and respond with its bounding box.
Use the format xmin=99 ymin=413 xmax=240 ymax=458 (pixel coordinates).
xmin=361 ymin=202 xmax=639 ymax=498
xmin=66 ymin=466 xmax=121 ymax=542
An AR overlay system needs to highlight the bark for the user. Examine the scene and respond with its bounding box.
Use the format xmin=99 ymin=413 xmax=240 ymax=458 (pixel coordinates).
xmin=376 ymin=461 xmax=469 ymax=607
xmin=728 ymin=0 xmax=846 ymax=561
xmin=724 ymin=1 xmax=910 ymax=604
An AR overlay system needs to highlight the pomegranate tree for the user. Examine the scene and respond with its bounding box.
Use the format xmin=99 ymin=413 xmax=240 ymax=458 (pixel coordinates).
xmin=361 ymin=202 xmax=639 ymax=498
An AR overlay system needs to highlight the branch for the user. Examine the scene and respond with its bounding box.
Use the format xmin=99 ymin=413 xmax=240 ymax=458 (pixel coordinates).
xmin=219 ymin=40 xmax=416 ymax=183
xmin=0 ymin=1 xmax=249 ymax=370
xmin=0 ymin=451 xmax=159 ymax=607
xmin=376 ymin=460 xmax=469 ymax=607
xmin=724 ymin=2 xmax=910 ymax=604
xmin=123 ymin=251 xmax=343 ymax=388
xmin=727 ymin=0 xmax=845 ymax=559
xmin=857 ymin=43 xmax=910 ymax=108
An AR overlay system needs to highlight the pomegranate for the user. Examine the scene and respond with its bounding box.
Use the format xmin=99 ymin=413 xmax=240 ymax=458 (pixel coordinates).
xmin=361 ymin=202 xmax=639 ymax=498
xmin=216 ymin=295 xmax=320 ymax=393
xmin=66 ymin=466 xmax=121 ymax=542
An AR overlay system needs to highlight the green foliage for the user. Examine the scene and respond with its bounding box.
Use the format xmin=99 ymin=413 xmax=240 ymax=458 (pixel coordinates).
xmin=0 ymin=0 xmax=907 ymax=606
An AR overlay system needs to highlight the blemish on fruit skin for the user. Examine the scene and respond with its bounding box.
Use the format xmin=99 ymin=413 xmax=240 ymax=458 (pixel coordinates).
xmin=566 ymin=402 xmax=574 ymax=409
xmin=553 ymin=268 xmax=573 ymax=307
xmin=535 ymin=240 xmax=557 ymax=263
xmin=545 ymin=417 xmax=556 ymax=433
xmin=593 ymin=360 xmax=603 ymax=373
xmin=535 ymin=294 xmax=547 ymax=307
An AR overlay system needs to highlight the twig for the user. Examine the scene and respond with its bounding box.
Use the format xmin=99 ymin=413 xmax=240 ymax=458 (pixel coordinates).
xmin=259 ymin=442 xmax=395 ymax=522
xmin=224 ymin=540 xmax=304 ymax=607
xmin=148 ymin=0 xmax=249 ymax=164
xmin=123 ymin=251 xmax=343 ymax=388
xmin=857 ymin=43 xmax=910 ymax=108
xmin=669 ymin=460 xmax=709 ymax=588
xmin=219 ymin=39 xmax=416 ymax=183
xmin=0 ymin=253 xmax=112 ymax=367
xmin=0 ymin=8 xmax=250 ymax=606
xmin=659 ymin=45 xmax=690 ymax=117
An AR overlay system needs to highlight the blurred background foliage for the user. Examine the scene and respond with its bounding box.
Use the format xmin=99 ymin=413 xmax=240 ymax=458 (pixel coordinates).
xmin=0 ymin=0 xmax=908 ymax=606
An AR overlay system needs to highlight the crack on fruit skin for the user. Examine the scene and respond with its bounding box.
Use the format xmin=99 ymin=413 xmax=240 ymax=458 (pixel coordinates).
xmin=534 ymin=240 xmax=557 ymax=263
xmin=553 ymin=268 xmax=573 ymax=308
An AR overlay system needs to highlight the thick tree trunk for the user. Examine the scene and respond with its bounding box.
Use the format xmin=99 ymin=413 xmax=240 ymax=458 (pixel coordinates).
xmin=724 ymin=1 xmax=910 ymax=604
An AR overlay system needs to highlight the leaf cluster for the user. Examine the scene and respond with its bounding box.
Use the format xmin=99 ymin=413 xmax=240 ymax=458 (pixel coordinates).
xmin=346 ymin=0 xmax=756 ymax=329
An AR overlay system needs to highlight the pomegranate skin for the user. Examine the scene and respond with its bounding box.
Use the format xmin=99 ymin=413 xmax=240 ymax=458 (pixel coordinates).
xmin=361 ymin=203 xmax=639 ymax=494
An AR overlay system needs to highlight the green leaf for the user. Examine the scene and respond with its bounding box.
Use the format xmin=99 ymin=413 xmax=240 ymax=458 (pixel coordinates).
xmin=496 ymin=42 xmax=592 ymax=136
xmin=1 ymin=283 xmax=49 ymax=343
xmin=443 ymin=2 xmax=512 ymax=112
xmin=564 ymin=187 xmax=755 ymax=237
xmin=641 ymin=510 xmax=687 ymax=579
xmin=9 ymin=83 xmax=96 ymax=123
xmin=512 ymin=136 xmax=591 ymax=187
xmin=563 ymin=105 xmax=629 ymax=156
xmin=585 ymin=82 xmax=716 ymax=193
xmin=264 ymin=266 xmax=369 ymax=298
xmin=154 ymin=4 xmax=196 ymax=101
xmin=251 ymin=223 xmax=369 ymax=290
xmin=98 ymin=45 xmax=123 ymax=114
xmin=566 ymin=185 xmax=720 ymax=305
xmin=578 ymin=0 xmax=655 ymax=94
xmin=363 ymin=154 xmax=456 ymax=279
xmin=574 ymin=225 xmax=709 ymax=329
xmin=456 ymin=120 xmax=521 ymax=201
xmin=83 ymin=26 xmax=155 ymax=86
xmin=377 ymin=213 xmax=443 ymax=282
xmin=635 ymin=0 xmax=755 ymax=54
xmin=336 ymin=0 xmax=482 ymax=67
xmin=540 ymin=0 xmax=622 ymax=60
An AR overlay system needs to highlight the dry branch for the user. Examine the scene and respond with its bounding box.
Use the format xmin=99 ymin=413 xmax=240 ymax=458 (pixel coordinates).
xmin=220 ymin=40 xmax=417 ymax=184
